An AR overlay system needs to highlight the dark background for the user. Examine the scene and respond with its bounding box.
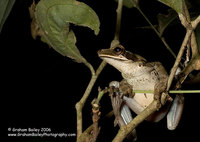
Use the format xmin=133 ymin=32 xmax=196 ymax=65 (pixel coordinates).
xmin=1 ymin=0 xmax=200 ymax=142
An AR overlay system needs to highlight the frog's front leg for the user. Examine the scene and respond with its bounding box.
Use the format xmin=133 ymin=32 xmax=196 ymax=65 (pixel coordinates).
xmin=148 ymin=62 xmax=172 ymax=122
xmin=119 ymin=79 xmax=135 ymax=98
xmin=119 ymin=79 xmax=144 ymax=114
xmin=109 ymin=81 xmax=137 ymax=141
xmin=152 ymin=62 xmax=169 ymax=103
xmin=119 ymin=79 xmax=170 ymax=122
xmin=152 ymin=62 xmax=184 ymax=130
xmin=109 ymin=81 xmax=135 ymax=125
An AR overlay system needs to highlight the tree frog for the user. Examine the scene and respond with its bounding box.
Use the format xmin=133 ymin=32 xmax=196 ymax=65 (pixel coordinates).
xmin=98 ymin=44 xmax=184 ymax=130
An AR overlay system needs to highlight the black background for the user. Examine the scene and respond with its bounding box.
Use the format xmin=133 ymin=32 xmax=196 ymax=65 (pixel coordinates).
xmin=1 ymin=0 xmax=200 ymax=142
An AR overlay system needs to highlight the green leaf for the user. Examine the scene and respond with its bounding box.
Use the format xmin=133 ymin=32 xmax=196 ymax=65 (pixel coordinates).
xmin=158 ymin=0 xmax=184 ymax=15
xmin=157 ymin=9 xmax=178 ymax=36
xmin=35 ymin=0 xmax=100 ymax=63
xmin=115 ymin=0 xmax=139 ymax=8
xmin=0 ymin=0 xmax=15 ymax=33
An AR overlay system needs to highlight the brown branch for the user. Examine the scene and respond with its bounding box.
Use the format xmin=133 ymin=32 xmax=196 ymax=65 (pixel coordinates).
xmin=90 ymin=101 xmax=101 ymax=142
xmin=76 ymin=75 xmax=97 ymax=139
xmin=168 ymin=3 xmax=200 ymax=91
xmin=181 ymin=1 xmax=199 ymax=57
xmin=76 ymin=85 xmax=107 ymax=142
xmin=112 ymin=100 xmax=159 ymax=142
xmin=29 ymin=0 xmax=44 ymax=39
xmin=137 ymin=7 xmax=177 ymax=59
xmin=184 ymin=72 xmax=200 ymax=84
xmin=176 ymin=55 xmax=200 ymax=87
xmin=76 ymin=62 xmax=106 ymax=141
xmin=114 ymin=0 xmax=123 ymax=40
xmin=76 ymin=0 xmax=124 ymax=140
xmin=179 ymin=1 xmax=200 ymax=58
xmin=167 ymin=29 xmax=193 ymax=90
xmin=192 ymin=15 xmax=200 ymax=29
xmin=112 ymin=2 xmax=200 ymax=142
xmin=190 ymin=32 xmax=199 ymax=58
xmin=78 ymin=125 xmax=93 ymax=142
xmin=191 ymin=15 xmax=200 ymax=56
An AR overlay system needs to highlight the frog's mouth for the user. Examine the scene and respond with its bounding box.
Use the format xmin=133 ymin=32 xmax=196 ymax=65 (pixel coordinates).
xmin=98 ymin=54 xmax=129 ymax=61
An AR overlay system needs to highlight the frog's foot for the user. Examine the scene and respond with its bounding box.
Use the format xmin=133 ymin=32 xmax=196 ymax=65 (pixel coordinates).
xmin=110 ymin=93 xmax=124 ymax=127
xmin=167 ymin=94 xmax=184 ymax=130
xmin=154 ymin=81 xmax=168 ymax=108
xmin=109 ymin=81 xmax=125 ymax=126
xmin=119 ymin=79 xmax=135 ymax=98
xmin=109 ymin=81 xmax=137 ymax=141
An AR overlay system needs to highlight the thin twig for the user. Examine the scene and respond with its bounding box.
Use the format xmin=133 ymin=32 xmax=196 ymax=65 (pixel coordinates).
xmin=78 ymin=125 xmax=93 ymax=142
xmin=76 ymin=61 xmax=107 ymax=142
xmin=191 ymin=32 xmax=199 ymax=57
xmin=167 ymin=29 xmax=193 ymax=91
xmin=112 ymin=100 xmax=159 ymax=142
xmin=76 ymin=75 xmax=97 ymax=139
xmin=137 ymin=7 xmax=176 ymax=59
xmin=131 ymin=90 xmax=200 ymax=94
xmin=84 ymin=61 xmax=95 ymax=76
xmin=169 ymin=90 xmax=200 ymax=93
xmin=112 ymin=3 xmax=200 ymax=142
xmin=90 ymin=101 xmax=101 ymax=142
xmin=114 ymin=0 xmax=123 ymax=40
xmin=191 ymin=15 xmax=200 ymax=56
xmin=192 ymin=15 xmax=200 ymax=28
xmin=176 ymin=55 xmax=200 ymax=86
xmin=76 ymin=0 xmax=125 ymax=140
xmin=181 ymin=1 xmax=199 ymax=58
xmin=168 ymin=4 xmax=200 ymax=91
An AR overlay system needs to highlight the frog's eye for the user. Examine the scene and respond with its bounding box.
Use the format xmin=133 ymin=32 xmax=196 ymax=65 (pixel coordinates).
xmin=114 ymin=46 xmax=123 ymax=54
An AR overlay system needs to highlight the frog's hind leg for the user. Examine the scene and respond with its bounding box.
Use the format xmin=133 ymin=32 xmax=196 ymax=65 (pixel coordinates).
xmin=167 ymin=94 xmax=184 ymax=130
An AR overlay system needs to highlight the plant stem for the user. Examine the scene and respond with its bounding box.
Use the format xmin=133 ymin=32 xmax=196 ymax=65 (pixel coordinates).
xmin=96 ymin=89 xmax=106 ymax=104
xmin=137 ymin=7 xmax=177 ymax=59
xmin=181 ymin=1 xmax=199 ymax=58
xmin=113 ymin=100 xmax=159 ymax=142
xmin=84 ymin=60 xmax=95 ymax=76
xmin=137 ymin=7 xmax=160 ymax=36
xmin=76 ymin=75 xmax=97 ymax=139
xmin=114 ymin=0 xmax=123 ymax=40
xmin=132 ymin=90 xmax=200 ymax=94
xmin=76 ymin=60 xmax=107 ymax=141
xmin=169 ymin=90 xmax=200 ymax=93
xmin=76 ymin=0 xmax=124 ymax=140
xmin=167 ymin=29 xmax=193 ymax=90
xmin=192 ymin=15 xmax=200 ymax=28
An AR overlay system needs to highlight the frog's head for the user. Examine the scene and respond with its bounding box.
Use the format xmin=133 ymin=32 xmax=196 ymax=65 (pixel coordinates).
xmin=98 ymin=44 xmax=146 ymax=73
